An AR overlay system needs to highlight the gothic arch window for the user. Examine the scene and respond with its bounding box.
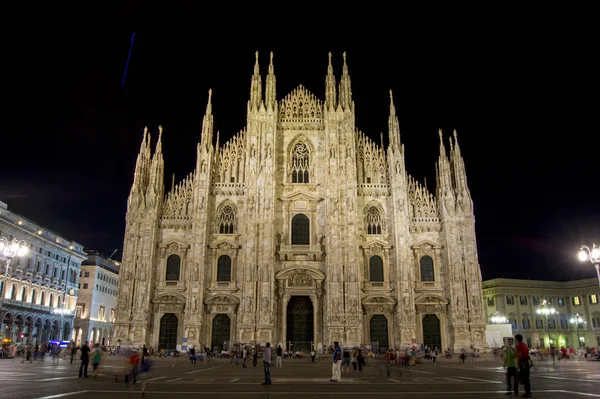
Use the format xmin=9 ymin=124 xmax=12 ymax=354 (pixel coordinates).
xmin=31 ymin=290 xmax=36 ymax=304
xmin=369 ymin=256 xmax=384 ymax=282
xmin=366 ymin=206 xmax=383 ymax=234
xmin=10 ymin=284 xmax=16 ymax=300
xmin=41 ymin=291 xmax=45 ymax=306
xmin=217 ymin=255 xmax=232 ymax=282
xmin=218 ymin=204 xmax=236 ymax=234
xmin=291 ymin=143 xmax=310 ymax=183
xmin=49 ymin=294 xmax=54 ymax=307
xmin=166 ymin=254 xmax=181 ymax=281
xmin=420 ymin=255 xmax=434 ymax=282
xmin=20 ymin=287 xmax=26 ymax=301
xmin=291 ymin=214 xmax=310 ymax=245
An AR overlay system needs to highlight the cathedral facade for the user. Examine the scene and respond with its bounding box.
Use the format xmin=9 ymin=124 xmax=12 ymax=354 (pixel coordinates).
xmin=114 ymin=52 xmax=487 ymax=353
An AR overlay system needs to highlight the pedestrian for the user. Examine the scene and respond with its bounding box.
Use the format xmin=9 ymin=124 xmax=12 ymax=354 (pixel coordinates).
xmin=189 ymin=346 xmax=196 ymax=365
xmin=70 ymin=343 xmax=77 ymax=364
xmin=242 ymin=347 xmax=248 ymax=368
xmin=253 ymin=347 xmax=258 ymax=367
xmin=311 ymin=349 xmax=316 ymax=363
xmin=92 ymin=343 xmax=102 ymax=378
xmin=262 ymin=342 xmax=272 ymax=385
xmin=133 ymin=357 xmax=152 ymax=397
xmin=276 ymin=344 xmax=283 ymax=368
xmin=515 ymin=334 xmax=532 ymax=398
xmin=503 ymin=340 xmax=519 ymax=396
xmin=79 ymin=341 xmax=91 ymax=378
xmin=330 ymin=341 xmax=342 ymax=382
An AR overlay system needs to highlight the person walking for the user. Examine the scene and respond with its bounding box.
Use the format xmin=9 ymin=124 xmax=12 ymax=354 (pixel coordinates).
xmin=79 ymin=341 xmax=91 ymax=378
xmin=242 ymin=347 xmax=248 ymax=368
xmin=92 ymin=343 xmax=102 ymax=378
xmin=504 ymin=340 xmax=519 ymax=396
xmin=189 ymin=346 xmax=196 ymax=365
xmin=262 ymin=342 xmax=272 ymax=385
xmin=276 ymin=345 xmax=283 ymax=368
xmin=330 ymin=342 xmax=342 ymax=382
xmin=70 ymin=343 xmax=77 ymax=364
xmin=515 ymin=334 xmax=532 ymax=398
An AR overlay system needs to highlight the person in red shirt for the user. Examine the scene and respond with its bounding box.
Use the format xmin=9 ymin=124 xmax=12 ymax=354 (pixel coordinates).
xmin=515 ymin=334 xmax=531 ymax=397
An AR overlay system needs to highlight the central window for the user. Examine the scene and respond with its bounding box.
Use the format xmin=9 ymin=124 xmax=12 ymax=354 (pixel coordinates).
xmin=291 ymin=214 xmax=310 ymax=245
xmin=218 ymin=205 xmax=236 ymax=234
xmin=291 ymin=143 xmax=310 ymax=183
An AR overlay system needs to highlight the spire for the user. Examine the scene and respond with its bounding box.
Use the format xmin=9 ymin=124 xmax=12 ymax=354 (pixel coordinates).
xmin=200 ymin=89 xmax=214 ymax=150
xmin=388 ymin=90 xmax=401 ymax=153
xmin=148 ymin=125 xmax=164 ymax=202
xmin=436 ymin=128 xmax=455 ymax=202
xmin=132 ymin=126 xmax=150 ymax=190
xmin=450 ymin=129 xmax=472 ymax=203
xmin=249 ymin=51 xmax=262 ymax=111
xmin=265 ymin=51 xmax=276 ymax=110
xmin=325 ymin=52 xmax=337 ymax=110
xmin=171 ymin=173 xmax=175 ymax=193
xmin=154 ymin=125 xmax=163 ymax=156
xmin=338 ymin=52 xmax=353 ymax=111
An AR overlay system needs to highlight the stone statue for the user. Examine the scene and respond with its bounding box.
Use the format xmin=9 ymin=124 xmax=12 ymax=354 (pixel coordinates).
xmin=245 ymin=297 xmax=253 ymax=312
xmin=192 ymin=296 xmax=198 ymax=312
xmin=262 ymin=296 xmax=269 ymax=309
xmin=192 ymin=264 xmax=199 ymax=281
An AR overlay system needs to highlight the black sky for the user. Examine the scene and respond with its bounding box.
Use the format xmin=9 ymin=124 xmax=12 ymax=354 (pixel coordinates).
xmin=7 ymin=11 xmax=599 ymax=281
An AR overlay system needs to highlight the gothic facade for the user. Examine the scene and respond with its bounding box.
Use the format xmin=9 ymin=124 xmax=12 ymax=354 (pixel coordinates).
xmin=114 ymin=52 xmax=487 ymax=353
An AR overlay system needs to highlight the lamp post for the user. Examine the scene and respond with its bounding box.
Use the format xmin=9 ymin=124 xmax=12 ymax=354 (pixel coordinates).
xmin=579 ymin=244 xmax=600 ymax=288
xmin=0 ymin=237 xmax=29 ymax=341
xmin=536 ymin=299 xmax=556 ymax=348
xmin=569 ymin=313 xmax=585 ymax=349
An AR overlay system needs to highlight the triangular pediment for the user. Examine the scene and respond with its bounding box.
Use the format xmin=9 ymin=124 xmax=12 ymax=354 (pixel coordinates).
xmin=414 ymin=294 xmax=449 ymax=305
xmin=209 ymin=238 xmax=241 ymax=250
xmin=280 ymin=190 xmax=323 ymax=203
xmin=159 ymin=239 xmax=190 ymax=251
xmin=410 ymin=239 xmax=442 ymax=250
xmin=279 ymin=85 xmax=323 ymax=124
xmin=360 ymin=238 xmax=392 ymax=250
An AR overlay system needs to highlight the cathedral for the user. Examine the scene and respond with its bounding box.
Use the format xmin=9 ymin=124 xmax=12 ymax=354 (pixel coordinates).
xmin=114 ymin=51 xmax=487 ymax=353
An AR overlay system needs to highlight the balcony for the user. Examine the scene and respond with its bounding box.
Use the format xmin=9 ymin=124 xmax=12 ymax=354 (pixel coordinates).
xmin=277 ymin=244 xmax=324 ymax=262
xmin=362 ymin=281 xmax=392 ymax=293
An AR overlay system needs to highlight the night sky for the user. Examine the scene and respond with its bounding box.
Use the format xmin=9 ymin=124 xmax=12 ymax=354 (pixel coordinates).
xmin=7 ymin=13 xmax=598 ymax=282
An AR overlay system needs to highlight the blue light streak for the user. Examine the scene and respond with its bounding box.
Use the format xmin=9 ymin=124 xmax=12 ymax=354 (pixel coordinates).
xmin=122 ymin=32 xmax=136 ymax=87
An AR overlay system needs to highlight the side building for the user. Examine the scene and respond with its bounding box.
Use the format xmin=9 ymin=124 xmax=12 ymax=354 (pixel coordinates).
xmin=73 ymin=252 xmax=120 ymax=346
xmin=0 ymin=201 xmax=86 ymax=345
xmin=483 ymin=278 xmax=600 ymax=349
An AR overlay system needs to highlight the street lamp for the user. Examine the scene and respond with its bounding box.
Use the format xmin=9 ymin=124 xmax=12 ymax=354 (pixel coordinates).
xmin=569 ymin=313 xmax=585 ymax=349
xmin=536 ymin=299 xmax=556 ymax=348
xmin=578 ymin=244 xmax=600 ymax=288
xmin=0 ymin=237 xmax=29 ymax=340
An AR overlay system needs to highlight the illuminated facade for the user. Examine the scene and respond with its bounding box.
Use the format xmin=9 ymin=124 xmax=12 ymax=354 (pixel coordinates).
xmin=0 ymin=201 xmax=86 ymax=345
xmin=483 ymin=278 xmax=600 ymax=349
xmin=73 ymin=253 xmax=119 ymax=346
xmin=114 ymin=52 xmax=487 ymax=353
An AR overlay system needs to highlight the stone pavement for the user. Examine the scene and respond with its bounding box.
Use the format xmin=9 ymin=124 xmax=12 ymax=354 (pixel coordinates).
xmin=0 ymin=354 xmax=598 ymax=398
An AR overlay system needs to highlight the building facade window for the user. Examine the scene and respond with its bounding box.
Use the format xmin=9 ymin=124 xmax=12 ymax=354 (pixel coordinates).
xmin=590 ymin=294 xmax=598 ymax=304
xmin=522 ymin=318 xmax=530 ymax=329
xmin=365 ymin=207 xmax=383 ymax=235
xmin=166 ymin=254 xmax=181 ymax=281
xmin=291 ymin=214 xmax=310 ymax=245
xmin=217 ymin=255 xmax=232 ymax=282
xmin=419 ymin=256 xmax=434 ymax=282
xmin=487 ymin=297 xmax=495 ymax=306
xmin=573 ymin=296 xmax=581 ymax=306
xmin=506 ymin=296 xmax=515 ymax=305
xmin=532 ymin=296 xmax=540 ymax=306
xmin=291 ymin=143 xmax=310 ymax=183
xmin=520 ymin=296 xmax=528 ymax=306
xmin=558 ymin=297 xmax=565 ymax=306
xmin=218 ymin=205 xmax=236 ymax=234
xmin=369 ymin=256 xmax=384 ymax=282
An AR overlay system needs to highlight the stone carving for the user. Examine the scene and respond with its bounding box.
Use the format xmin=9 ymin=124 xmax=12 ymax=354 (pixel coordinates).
xmin=245 ymin=297 xmax=253 ymax=312
xmin=192 ymin=296 xmax=198 ymax=312
xmin=290 ymin=272 xmax=311 ymax=286
xmin=261 ymin=296 xmax=269 ymax=309
xmin=192 ymin=264 xmax=199 ymax=281
xmin=216 ymin=305 xmax=229 ymax=312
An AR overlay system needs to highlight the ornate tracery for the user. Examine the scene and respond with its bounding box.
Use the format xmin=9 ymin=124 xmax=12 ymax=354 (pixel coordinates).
xmin=217 ymin=204 xmax=236 ymax=234
xmin=365 ymin=206 xmax=383 ymax=235
xmin=291 ymin=143 xmax=310 ymax=183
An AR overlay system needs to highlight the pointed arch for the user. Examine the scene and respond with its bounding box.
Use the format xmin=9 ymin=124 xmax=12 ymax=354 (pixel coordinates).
xmin=287 ymin=135 xmax=315 ymax=184
xmin=215 ymin=200 xmax=238 ymax=234
xmin=363 ymin=201 xmax=386 ymax=235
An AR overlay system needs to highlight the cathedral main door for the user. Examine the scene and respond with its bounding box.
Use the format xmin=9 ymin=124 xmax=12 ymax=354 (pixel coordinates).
xmin=211 ymin=314 xmax=231 ymax=352
xmin=158 ymin=313 xmax=178 ymax=350
xmin=422 ymin=314 xmax=441 ymax=349
xmin=370 ymin=314 xmax=389 ymax=352
xmin=286 ymin=296 xmax=314 ymax=352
